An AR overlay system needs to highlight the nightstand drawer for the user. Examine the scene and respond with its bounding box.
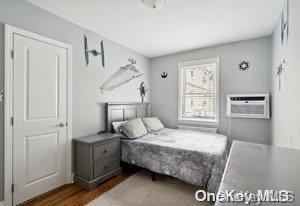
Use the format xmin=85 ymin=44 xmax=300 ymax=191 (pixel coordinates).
xmin=93 ymin=141 xmax=118 ymax=161
xmin=94 ymin=156 xmax=118 ymax=179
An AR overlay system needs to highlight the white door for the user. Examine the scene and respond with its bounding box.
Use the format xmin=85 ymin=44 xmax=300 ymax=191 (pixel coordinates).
xmin=12 ymin=30 xmax=70 ymax=205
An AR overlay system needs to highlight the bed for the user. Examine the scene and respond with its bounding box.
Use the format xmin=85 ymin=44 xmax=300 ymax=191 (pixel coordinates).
xmin=105 ymin=103 xmax=231 ymax=193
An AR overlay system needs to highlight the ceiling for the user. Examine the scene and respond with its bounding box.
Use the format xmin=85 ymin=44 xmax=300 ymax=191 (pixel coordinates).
xmin=26 ymin=0 xmax=284 ymax=57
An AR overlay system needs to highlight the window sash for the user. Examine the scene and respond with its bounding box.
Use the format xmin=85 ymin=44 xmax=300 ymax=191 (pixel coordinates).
xmin=182 ymin=94 xmax=216 ymax=119
xmin=183 ymin=65 xmax=216 ymax=94
xmin=178 ymin=58 xmax=219 ymax=124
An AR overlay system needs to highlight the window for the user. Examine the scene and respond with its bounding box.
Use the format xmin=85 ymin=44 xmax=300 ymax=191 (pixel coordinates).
xmin=178 ymin=57 xmax=219 ymax=125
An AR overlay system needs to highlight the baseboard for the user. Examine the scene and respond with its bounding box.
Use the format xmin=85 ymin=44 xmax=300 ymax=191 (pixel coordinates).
xmin=0 ymin=201 xmax=4 ymax=206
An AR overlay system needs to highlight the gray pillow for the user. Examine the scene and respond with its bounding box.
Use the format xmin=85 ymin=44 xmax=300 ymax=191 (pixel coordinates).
xmin=143 ymin=117 xmax=164 ymax=132
xmin=112 ymin=120 xmax=128 ymax=133
xmin=118 ymin=118 xmax=148 ymax=139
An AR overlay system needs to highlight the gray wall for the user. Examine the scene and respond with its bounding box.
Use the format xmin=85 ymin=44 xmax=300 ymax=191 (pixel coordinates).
xmin=0 ymin=0 xmax=150 ymax=201
xmin=271 ymin=0 xmax=300 ymax=150
xmin=150 ymin=37 xmax=271 ymax=144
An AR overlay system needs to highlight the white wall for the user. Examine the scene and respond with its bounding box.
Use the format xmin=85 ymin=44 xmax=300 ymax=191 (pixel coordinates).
xmin=0 ymin=0 xmax=150 ymax=201
xmin=271 ymin=0 xmax=300 ymax=150
xmin=150 ymin=37 xmax=271 ymax=144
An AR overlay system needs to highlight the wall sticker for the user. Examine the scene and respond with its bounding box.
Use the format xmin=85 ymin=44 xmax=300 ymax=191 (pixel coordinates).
xmin=100 ymin=58 xmax=142 ymax=93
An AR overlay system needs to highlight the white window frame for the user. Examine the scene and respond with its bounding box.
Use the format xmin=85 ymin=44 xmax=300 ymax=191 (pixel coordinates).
xmin=178 ymin=57 xmax=219 ymax=126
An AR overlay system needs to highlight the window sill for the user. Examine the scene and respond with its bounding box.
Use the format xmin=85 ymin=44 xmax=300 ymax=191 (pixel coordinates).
xmin=178 ymin=118 xmax=219 ymax=126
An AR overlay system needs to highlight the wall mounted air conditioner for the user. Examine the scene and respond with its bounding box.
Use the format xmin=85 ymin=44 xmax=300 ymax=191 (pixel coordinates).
xmin=227 ymin=94 xmax=270 ymax=119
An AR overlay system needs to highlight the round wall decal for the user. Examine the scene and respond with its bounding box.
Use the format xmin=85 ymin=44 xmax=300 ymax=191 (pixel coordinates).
xmin=239 ymin=61 xmax=250 ymax=71
xmin=161 ymin=72 xmax=168 ymax=78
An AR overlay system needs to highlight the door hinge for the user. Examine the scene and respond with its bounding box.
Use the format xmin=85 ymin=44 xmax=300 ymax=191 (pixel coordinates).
xmin=10 ymin=50 xmax=15 ymax=59
xmin=11 ymin=183 xmax=15 ymax=193
xmin=11 ymin=116 xmax=14 ymax=126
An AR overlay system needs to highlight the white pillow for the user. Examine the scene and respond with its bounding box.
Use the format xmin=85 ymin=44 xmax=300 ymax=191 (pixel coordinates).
xmin=112 ymin=120 xmax=128 ymax=133
xmin=118 ymin=118 xmax=148 ymax=139
xmin=142 ymin=117 xmax=164 ymax=132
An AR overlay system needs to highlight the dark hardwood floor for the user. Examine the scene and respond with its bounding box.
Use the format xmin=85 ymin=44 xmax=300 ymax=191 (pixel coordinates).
xmin=20 ymin=167 xmax=138 ymax=206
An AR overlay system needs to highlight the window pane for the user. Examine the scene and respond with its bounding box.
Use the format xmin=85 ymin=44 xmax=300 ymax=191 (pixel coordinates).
xmin=183 ymin=94 xmax=216 ymax=118
xmin=185 ymin=65 xmax=216 ymax=94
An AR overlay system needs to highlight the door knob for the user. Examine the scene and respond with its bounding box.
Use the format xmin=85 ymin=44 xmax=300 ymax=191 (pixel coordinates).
xmin=58 ymin=123 xmax=65 ymax=127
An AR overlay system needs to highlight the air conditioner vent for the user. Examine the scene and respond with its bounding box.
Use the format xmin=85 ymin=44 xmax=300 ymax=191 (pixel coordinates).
xmin=231 ymin=105 xmax=265 ymax=115
xmin=230 ymin=96 xmax=265 ymax=101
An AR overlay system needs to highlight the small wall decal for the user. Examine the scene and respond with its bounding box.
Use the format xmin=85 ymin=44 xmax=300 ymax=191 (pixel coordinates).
xmin=84 ymin=35 xmax=105 ymax=67
xmin=161 ymin=72 xmax=168 ymax=78
xmin=275 ymin=59 xmax=287 ymax=91
xmin=238 ymin=61 xmax=250 ymax=71
xmin=281 ymin=0 xmax=289 ymax=45
xmin=139 ymin=81 xmax=147 ymax=103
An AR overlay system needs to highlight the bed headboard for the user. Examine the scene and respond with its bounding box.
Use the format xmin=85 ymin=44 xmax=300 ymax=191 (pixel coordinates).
xmin=105 ymin=103 xmax=150 ymax=132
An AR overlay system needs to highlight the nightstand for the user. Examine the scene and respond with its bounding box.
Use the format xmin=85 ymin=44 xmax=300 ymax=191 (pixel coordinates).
xmin=73 ymin=132 xmax=121 ymax=190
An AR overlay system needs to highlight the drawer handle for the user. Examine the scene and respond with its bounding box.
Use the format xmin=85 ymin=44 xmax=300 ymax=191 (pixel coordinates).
xmin=105 ymin=166 xmax=108 ymax=170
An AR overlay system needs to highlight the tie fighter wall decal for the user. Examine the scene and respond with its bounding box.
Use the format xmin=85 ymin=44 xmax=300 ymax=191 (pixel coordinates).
xmin=84 ymin=35 xmax=105 ymax=67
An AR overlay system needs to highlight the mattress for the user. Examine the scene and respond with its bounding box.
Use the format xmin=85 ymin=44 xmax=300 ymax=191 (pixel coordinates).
xmin=120 ymin=128 xmax=231 ymax=194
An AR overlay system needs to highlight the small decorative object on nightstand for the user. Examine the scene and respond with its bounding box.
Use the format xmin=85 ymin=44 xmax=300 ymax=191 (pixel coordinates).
xmin=73 ymin=132 xmax=121 ymax=191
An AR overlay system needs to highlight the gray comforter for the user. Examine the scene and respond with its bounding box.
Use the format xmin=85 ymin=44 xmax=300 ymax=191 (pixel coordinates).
xmin=120 ymin=128 xmax=231 ymax=194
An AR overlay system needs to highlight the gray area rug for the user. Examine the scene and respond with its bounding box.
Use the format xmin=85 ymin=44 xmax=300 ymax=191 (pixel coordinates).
xmin=87 ymin=170 xmax=213 ymax=206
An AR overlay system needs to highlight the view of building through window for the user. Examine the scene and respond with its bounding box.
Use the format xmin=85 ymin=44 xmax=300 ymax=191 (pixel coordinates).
xmin=182 ymin=64 xmax=217 ymax=119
